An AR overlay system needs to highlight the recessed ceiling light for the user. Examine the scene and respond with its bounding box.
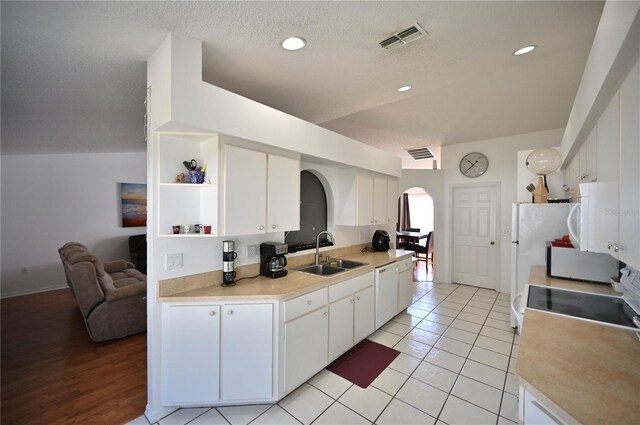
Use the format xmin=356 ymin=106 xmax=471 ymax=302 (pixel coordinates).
xmin=398 ymin=85 xmax=412 ymax=92
xmin=282 ymin=36 xmax=306 ymax=51
xmin=514 ymin=45 xmax=536 ymax=56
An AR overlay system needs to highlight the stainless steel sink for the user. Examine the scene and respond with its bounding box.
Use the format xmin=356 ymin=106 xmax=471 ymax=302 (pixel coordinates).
xmin=325 ymin=259 xmax=367 ymax=269
xmin=297 ymin=264 xmax=345 ymax=276
xmin=296 ymin=258 xmax=368 ymax=276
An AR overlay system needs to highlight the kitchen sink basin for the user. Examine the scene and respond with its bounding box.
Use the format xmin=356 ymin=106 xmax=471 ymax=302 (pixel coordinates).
xmin=324 ymin=259 xmax=368 ymax=269
xmin=296 ymin=259 xmax=368 ymax=276
xmin=296 ymin=264 xmax=345 ymax=276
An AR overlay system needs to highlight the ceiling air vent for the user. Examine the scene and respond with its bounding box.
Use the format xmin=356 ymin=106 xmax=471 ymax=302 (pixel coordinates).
xmin=406 ymin=146 xmax=434 ymax=160
xmin=379 ymin=23 xmax=427 ymax=49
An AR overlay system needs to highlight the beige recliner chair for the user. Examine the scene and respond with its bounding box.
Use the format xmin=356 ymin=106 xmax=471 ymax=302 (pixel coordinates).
xmin=58 ymin=242 xmax=147 ymax=342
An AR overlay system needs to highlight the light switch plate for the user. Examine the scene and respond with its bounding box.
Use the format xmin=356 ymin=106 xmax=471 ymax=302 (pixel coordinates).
xmin=166 ymin=253 xmax=183 ymax=270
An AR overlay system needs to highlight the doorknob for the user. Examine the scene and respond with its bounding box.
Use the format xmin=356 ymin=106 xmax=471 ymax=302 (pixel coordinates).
xmin=490 ymin=241 xmax=495 ymax=245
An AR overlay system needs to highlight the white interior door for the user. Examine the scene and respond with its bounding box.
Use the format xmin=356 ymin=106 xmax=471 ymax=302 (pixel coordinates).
xmin=452 ymin=185 xmax=498 ymax=289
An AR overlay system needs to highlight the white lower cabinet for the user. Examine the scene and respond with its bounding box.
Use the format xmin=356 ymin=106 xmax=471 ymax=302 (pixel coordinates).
xmin=283 ymin=306 xmax=328 ymax=394
xmin=520 ymin=386 xmax=567 ymax=425
xmin=353 ymin=286 xmax=375 ymax=343
xmin=162 ymin=302 xmax=274 ymax=406
xmin=329 ymin=296 xmax=354 ymax=360
xmin=220 ymin=304 xmax=273 ymax=401
xmin=328 ymin=272 xmax=375 ymax=360
xmin=397 ymin=258 xmax=413 ymax=312
xmin=162 ymin=304 xmax=220 ymax=405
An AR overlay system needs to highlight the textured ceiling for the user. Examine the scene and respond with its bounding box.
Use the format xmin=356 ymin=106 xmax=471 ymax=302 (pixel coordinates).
xmin=1 ymin=1 xmax=604 ymax=168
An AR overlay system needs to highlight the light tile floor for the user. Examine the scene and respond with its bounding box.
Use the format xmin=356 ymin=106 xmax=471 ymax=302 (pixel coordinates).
xmin=131 ymin=281 xmax=519 ymax=425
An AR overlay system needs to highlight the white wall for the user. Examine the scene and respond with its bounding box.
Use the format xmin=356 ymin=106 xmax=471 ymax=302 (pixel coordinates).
xmin=440 ymin=128 xmax=564 ymax=293
xmin=1 ymin=152 xmax=147 ymax=298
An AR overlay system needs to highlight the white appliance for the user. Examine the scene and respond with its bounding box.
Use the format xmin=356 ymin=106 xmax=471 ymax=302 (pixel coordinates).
xmin=510 ymin=203 xmax=571 ymax=330
xmin=546 ymin=242 xmax=619 ymax=283
xmin=374 ymin=263 xmax=398 ymax=329
xmin=566 ymin=182 xmax=599 ymax=252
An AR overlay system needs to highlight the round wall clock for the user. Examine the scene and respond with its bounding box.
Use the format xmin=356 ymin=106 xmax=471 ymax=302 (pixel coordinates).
xmin=459 ymin=152 xmax=489 ymax=178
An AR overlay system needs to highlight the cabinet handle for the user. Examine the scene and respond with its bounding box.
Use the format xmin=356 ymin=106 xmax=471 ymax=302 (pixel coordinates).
xmin=307 ymin=300 xmax=312 ymax=306
xmin=259 ymin=225 xmax=265 ymax=230
xmin=614 ymin=244 xmax=620 ymax=252
xmin=272 ymin=224 xmax=277 ymax=229
xmin=209 ymin=311 xmax=216 ymax=316
xmin=323 ymin=311 xmax=328 ymax=317
xmin=356 ymin=296 xmax=360 ymax=301
xmin=350 ymin=298 xmax=354 ymax=304
xmin=607 ymin=242 xmax=613 ymax=250
xmin=227 ymin=310 xmax=234 ymax=315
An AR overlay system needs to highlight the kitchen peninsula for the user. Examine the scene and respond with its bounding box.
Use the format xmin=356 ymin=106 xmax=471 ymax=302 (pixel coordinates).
xmin=517 ymin=266 xmax=640 ymax=424
xmin=159 ymin=247 xmax=414 ymax=407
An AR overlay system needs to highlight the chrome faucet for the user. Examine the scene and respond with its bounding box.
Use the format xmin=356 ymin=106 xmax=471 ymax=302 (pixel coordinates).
xmin=315 ymin=231 xmax=335 ymax=265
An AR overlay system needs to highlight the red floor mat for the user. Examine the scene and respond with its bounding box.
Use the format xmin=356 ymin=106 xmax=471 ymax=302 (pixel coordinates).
xmin=326 ymin=339 xmax=400 ymax=388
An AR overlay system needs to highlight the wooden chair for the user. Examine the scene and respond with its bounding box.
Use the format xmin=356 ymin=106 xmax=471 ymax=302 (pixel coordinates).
xmin=412 ymin=231 xmax=433 ymax=268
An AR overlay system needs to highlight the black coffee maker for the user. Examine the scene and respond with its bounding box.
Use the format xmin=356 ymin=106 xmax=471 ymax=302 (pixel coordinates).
xmin=260 ymin=242 xmax=288 ymax=278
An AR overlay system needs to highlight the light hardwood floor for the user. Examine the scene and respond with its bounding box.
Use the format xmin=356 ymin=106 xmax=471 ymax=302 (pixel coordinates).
xmin=1 ymin=288 xmax=146 ymax=425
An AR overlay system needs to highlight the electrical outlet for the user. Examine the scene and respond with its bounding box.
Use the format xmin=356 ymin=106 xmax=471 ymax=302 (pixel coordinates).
xmin=166 ymin=253 xmax=183 ymax=270
xmin=247 ymin=245 xmax=258 ymax=258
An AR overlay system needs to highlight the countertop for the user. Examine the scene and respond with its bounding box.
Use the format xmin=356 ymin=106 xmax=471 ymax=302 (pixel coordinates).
xmin=158 ymin=249 xmax=414 ymax=302
xmin=517 ymin=266 xmax=640 ymax=424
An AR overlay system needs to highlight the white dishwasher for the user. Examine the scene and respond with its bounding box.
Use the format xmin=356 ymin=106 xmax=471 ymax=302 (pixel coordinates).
xmin=375 ymin=263 xmax=398 ymax=329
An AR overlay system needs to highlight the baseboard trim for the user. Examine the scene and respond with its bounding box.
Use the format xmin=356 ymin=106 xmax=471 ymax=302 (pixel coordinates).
xmin=144 ymin=404 xmax=178 ymax=424
xmin=1 ymin=284 xmax=69 ymax=299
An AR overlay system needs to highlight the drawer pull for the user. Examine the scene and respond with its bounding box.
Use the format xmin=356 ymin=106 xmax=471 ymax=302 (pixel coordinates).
xmin=209 ymin=311 xmax=216 ymax=316
xmin=227 ymin=310 xmax=234 ymax=315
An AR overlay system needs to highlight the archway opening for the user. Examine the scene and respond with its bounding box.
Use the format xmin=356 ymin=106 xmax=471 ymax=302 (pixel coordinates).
xmin=398 ymin=187 xmax=435 ymax=281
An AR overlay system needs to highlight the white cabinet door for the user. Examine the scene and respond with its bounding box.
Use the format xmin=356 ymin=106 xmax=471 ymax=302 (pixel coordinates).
xmin=398 ymin=268 xmax=413 ymax=312
xmin=565 ymin=155 xmax=580 ymax=193
xmin=353 ymin=286 xmax=375 ymax=344
xmin=267 ymin=154 xmax=300 ymax=232
xmin=329 ymin=296 xmax=354 ymax=361
xmin=162 ymin=304 xmax=220 ymax=405
xmin=284 ymin=307 xmax=328 ymax=393
xmin=356 ymin=174 xmax=374 ymax=225
xmin=595 ymin=92 xmax=620 ymax=257
xmin=585 ymin=126 xmax=597 ymax=182
xmin=578 ymin=127 xmax=597 ymax=183
xmin=223 ymin=145 xmax=267 ymax=236
xmin=387 ymin=179 xmax=399 ymax=226
xmin=619 ymin=58 xmax=640 ymax=269
xmin=522 ymin=388 xmax=566 ymax=425
xmin=221 ymin=304 xmax=273 ymax=401
xmin=373 ymin=177 xmax=387 ymax=225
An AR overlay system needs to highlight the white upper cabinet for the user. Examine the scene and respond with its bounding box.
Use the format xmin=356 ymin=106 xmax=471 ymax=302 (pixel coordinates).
xmin=221 ymin=144 xmax=268 ymax=236
xmin=595 ymin=91 xmax=620 ymax=257
xmin=373 ymin=177 xmax=387 ymax=225
xmin=267 ymin=154 xmax=300 ymax=232
xmin=357 ymin=174 xmax=375 ymax=225
xmin=619 ymin=58 xmax=640 ymax=268
xmin=582 ymin=126 xmax=597 ymax=183
xmin=336 ymin=173 xmax=394 ymax=226
xmin=387 ymin=179 xmax=399 ymax=225
xmin=221 ymin=144 xmax=300 ymax=236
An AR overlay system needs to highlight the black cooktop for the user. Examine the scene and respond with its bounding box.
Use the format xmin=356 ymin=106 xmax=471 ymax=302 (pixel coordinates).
xmin=527 ymin=285 xmax=639 ymax=329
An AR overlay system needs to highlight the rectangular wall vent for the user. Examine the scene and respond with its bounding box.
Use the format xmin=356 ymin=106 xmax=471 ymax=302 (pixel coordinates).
xmin=379 ymin=23 xmax=427 ymax=49
xmin=406 ymin=146 xmax=435 ymax=160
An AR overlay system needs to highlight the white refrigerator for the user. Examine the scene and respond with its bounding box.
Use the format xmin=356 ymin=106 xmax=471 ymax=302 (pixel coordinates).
xmin=510 ymin=203 xmax=571 ymax=329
